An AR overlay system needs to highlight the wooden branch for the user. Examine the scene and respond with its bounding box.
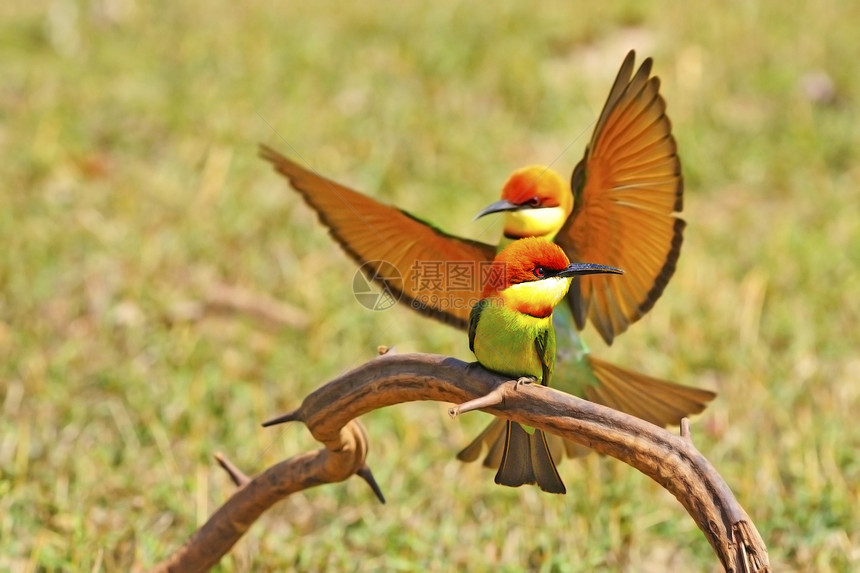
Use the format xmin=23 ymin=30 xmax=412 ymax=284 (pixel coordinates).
xmin=151 ymin=353 xmax=769 ymax=573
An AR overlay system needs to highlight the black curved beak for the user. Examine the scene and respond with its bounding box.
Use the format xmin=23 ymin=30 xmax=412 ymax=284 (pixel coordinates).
xmin=473 ymin=199 xmax=520 ymax=221
xmin=556 ymin=262 xmax=623 ymax=278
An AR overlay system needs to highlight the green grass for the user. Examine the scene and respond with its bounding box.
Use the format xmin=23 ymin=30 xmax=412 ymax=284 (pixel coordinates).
xmin=2 ymin=1 xmax=859 ymax=571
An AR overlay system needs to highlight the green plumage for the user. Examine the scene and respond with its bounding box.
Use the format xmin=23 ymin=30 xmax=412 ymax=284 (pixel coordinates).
xmin=470 ymin=299 xmax=555 ymax=384
xmin=468 ymin=298 xmax=566 ymax=494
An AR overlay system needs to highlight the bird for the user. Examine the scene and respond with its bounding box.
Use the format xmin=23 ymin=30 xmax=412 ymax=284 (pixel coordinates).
xmin=468 ymin=238 xmax=622 ymax=493
xmin=260 ymin=50 xmax=715 ymax=478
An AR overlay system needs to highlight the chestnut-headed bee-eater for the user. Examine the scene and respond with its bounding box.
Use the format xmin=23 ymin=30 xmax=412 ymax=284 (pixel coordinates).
xmin=469 ymin=238 xmax=622 ymax=493
xmin=260 ymin=50 xmax=715 ymax=483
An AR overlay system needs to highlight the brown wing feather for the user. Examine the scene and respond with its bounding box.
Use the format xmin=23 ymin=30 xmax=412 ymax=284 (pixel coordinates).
xmin=260 ymin=145 xmax=496 ymax=329
xmin=584 ymin=355 xmax=716 ymax=427
xmin=557 ymin=51 xmax=684 ymax=345
xmin=456 ymin=417 xmax=506 ymax=466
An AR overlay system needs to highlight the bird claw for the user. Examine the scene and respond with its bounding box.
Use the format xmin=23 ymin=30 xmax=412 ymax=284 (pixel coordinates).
xmin=515 ymin=376 xmax=538 ymax=388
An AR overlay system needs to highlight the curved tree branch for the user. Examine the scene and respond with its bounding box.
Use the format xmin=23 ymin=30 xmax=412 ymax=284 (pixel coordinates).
xmin=152 ymin=352 xmax=769 ymax=573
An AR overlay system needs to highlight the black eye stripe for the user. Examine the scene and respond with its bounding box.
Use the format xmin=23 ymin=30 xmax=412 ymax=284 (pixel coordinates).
xmin=516 ymin=197 xmax=542 ymax=207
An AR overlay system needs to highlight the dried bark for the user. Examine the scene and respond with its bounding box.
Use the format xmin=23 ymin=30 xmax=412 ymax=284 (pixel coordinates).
xmin=151 ymin=352 xmax=769 ymax=573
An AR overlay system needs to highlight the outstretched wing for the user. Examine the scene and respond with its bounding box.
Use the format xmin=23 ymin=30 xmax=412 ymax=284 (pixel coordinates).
xmin=556 ymin=50 xmax=685 ymax=345
xmin=260 ymin=145 xmax=496 ymax=329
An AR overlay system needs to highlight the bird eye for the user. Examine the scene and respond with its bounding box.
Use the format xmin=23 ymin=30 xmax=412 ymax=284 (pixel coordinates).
xmin=534 ymin=266 xmax=546 ymax=278
xmin=527 ymin=197 xmax=541 ymax=207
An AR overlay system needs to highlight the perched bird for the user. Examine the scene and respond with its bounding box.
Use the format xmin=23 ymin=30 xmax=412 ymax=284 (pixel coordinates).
xmin=468 ymin=238 xmax=622 ymax=493
xmin=260 ymin=50 xmax=714 ymax=480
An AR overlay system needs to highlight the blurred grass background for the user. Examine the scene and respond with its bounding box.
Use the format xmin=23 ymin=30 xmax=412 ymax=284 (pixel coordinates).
xmin=2 ymin=0 xmax=858 ymax=571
